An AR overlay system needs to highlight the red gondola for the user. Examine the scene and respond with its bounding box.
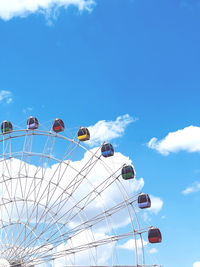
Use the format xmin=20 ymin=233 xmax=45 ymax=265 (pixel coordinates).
xmin=148 ymin=228 xmax=162 ymax=243
xmin=52 ymin=118 xmax=65 ymax=133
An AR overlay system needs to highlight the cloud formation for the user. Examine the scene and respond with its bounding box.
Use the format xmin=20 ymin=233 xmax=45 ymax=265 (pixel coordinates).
xmin=88 ymin=114 xmax=136 ymax=147
xmin=0 ymin=90 xmax=13 ymax=104
xmin=180 ymin=0 xmax=200 ymax=9
xmin=148 ymin=248 xmax=158 ymax=254
xmin=118 ymin=238 xmax=148 ymax=251
xmin=23 ymin=107 xmax=33 ymax=114
xmin=194 ymin=262 xmax=200 ymax=267
xmin=149 ymin=195 xmax=163 ymax=214
xmin=182 ymin=181 xmax=200 ymax=195
xmin=148 ymin=126 xmax=200 ymax=155
xmin=0 ymin=0 xmax=94 ymax=21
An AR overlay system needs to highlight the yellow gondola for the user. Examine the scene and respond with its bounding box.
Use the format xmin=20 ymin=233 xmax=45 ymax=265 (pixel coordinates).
xmin=78 ymin=127 xmax=90 ymax=141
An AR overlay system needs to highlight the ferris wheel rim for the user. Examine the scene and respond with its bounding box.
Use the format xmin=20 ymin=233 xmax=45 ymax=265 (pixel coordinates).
xmin=0 ymin=127 xmax=152 ymax=266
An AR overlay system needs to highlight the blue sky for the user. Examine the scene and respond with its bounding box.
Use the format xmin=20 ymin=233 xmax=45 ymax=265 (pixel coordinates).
xmin=0 ymin=0 xmax=200 ymax=266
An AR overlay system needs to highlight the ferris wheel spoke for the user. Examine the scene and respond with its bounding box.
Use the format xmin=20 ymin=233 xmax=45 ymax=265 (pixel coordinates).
xmin=25 ymin=166 xmax=124 ymax=256
xmin=22 ymin=148 xmax=101 ymax=240
xmin=17 ymin=132 xmax=34 ymax=203
xmin=95 ymin=157 xmax=147 ymax=266
xmin=21 ymin=139 xmax=79 ymax=232
xmin=13 ymin=197 xmax=67 ymax=259
xmin=0 ymin=202 xmax=13 ymax=253
xmin=5 ymin=202 xmax=28 ymax=259
xmin=5 ymin=180 xmax=62 ymax=253
xmin=53 ymin=194 xmax=139 ymax=243
xmin=1 ymin=136 xmax=16 ymax=205
xmin=42 ymin=141 xmax=80 ymax=210
xmin=43 ymin=146 xmax=102 ymax=216
xmin=44 ymin=144 xmax=100 ymax=207
xmin=51 ymin=171 xmax=121 ymax=241
xmin=32 ymin=134 xmax=56 ymax=199
xmin=44 ymin=165 xmax=120 ymax=235
xmin=31 ymin=231 xmax=135 ymax=264
xmin=46 ymin=133 xmax=79 ymax=181
xmin=18 ymin=131 xmax=31 ymax=175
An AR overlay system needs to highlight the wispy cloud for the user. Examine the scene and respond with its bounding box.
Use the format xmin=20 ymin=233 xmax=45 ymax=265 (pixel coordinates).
xmin=23 ymin=107 xmax=33 ymax=114
xmin=141 ymin=195 xmax=163 ymax=223
xmin=87 ymin=114 xmax=137 ymax=147
xmin=0 ymin=0 xmax=95 ymax=21
xmin=193 ymin=262 xmax=200 ymax=267
xmin=180 ymin=0 xmax=200 ymax=9
xmin=182 ymin=181 xmax=200 ymax=195
xmin=0 ymin=90 xmax=13 ymax=104
xmin=148 ymin=248 xmax=158 ymax=254
xmin=148 ymin=126 xmax=200 ymax=155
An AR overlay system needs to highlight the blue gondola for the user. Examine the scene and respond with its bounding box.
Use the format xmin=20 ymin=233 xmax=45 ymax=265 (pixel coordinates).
xmin=122 ymin=165 xmax=135 ymax=180
xmin=138 ymin=193 xmax=151 ymax=209
xmin=1 ymin=120 xmax=13 ymax=134
xmin=101 ymin=143 xmax=114 ymax=157
xmin=27 ymin=116 xmax=39 ymax=130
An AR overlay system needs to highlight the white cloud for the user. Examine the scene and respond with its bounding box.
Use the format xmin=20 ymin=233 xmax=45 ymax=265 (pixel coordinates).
xmin=53 ymin=230 xmax=113 ymax=266
xmin=148 ymin=126 xmax=200 ymax=155
xmin=149 ymin=195 xmax=163 ymax=214
xmin=0 ymin=258 xmax=10 ymax=267
xmin=0 ymin=90 xmax=13 ymax=104
xmin=193 ymin=262 xmax=200 ymax=267
xmin=141 ymin=196 xmax=163 ymax=223
xmin=148 ymin=248 xmax=158 ymax=254
xmin=182 ymin=181 xmax=200 ymax=195
xmin=23 ymin=107 xmax=33 ymax=114
xmin=87 ymin=114 xmax=136 ymax=147
xmin=0 ymin=0 xmax=95 ymax=21
xmin=118 ymin=238 xmax=148 ymax=251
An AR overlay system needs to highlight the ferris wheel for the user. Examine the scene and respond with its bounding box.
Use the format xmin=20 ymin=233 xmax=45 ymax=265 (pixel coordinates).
xmin=0 ymin=117 xmax=162 ymax=267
